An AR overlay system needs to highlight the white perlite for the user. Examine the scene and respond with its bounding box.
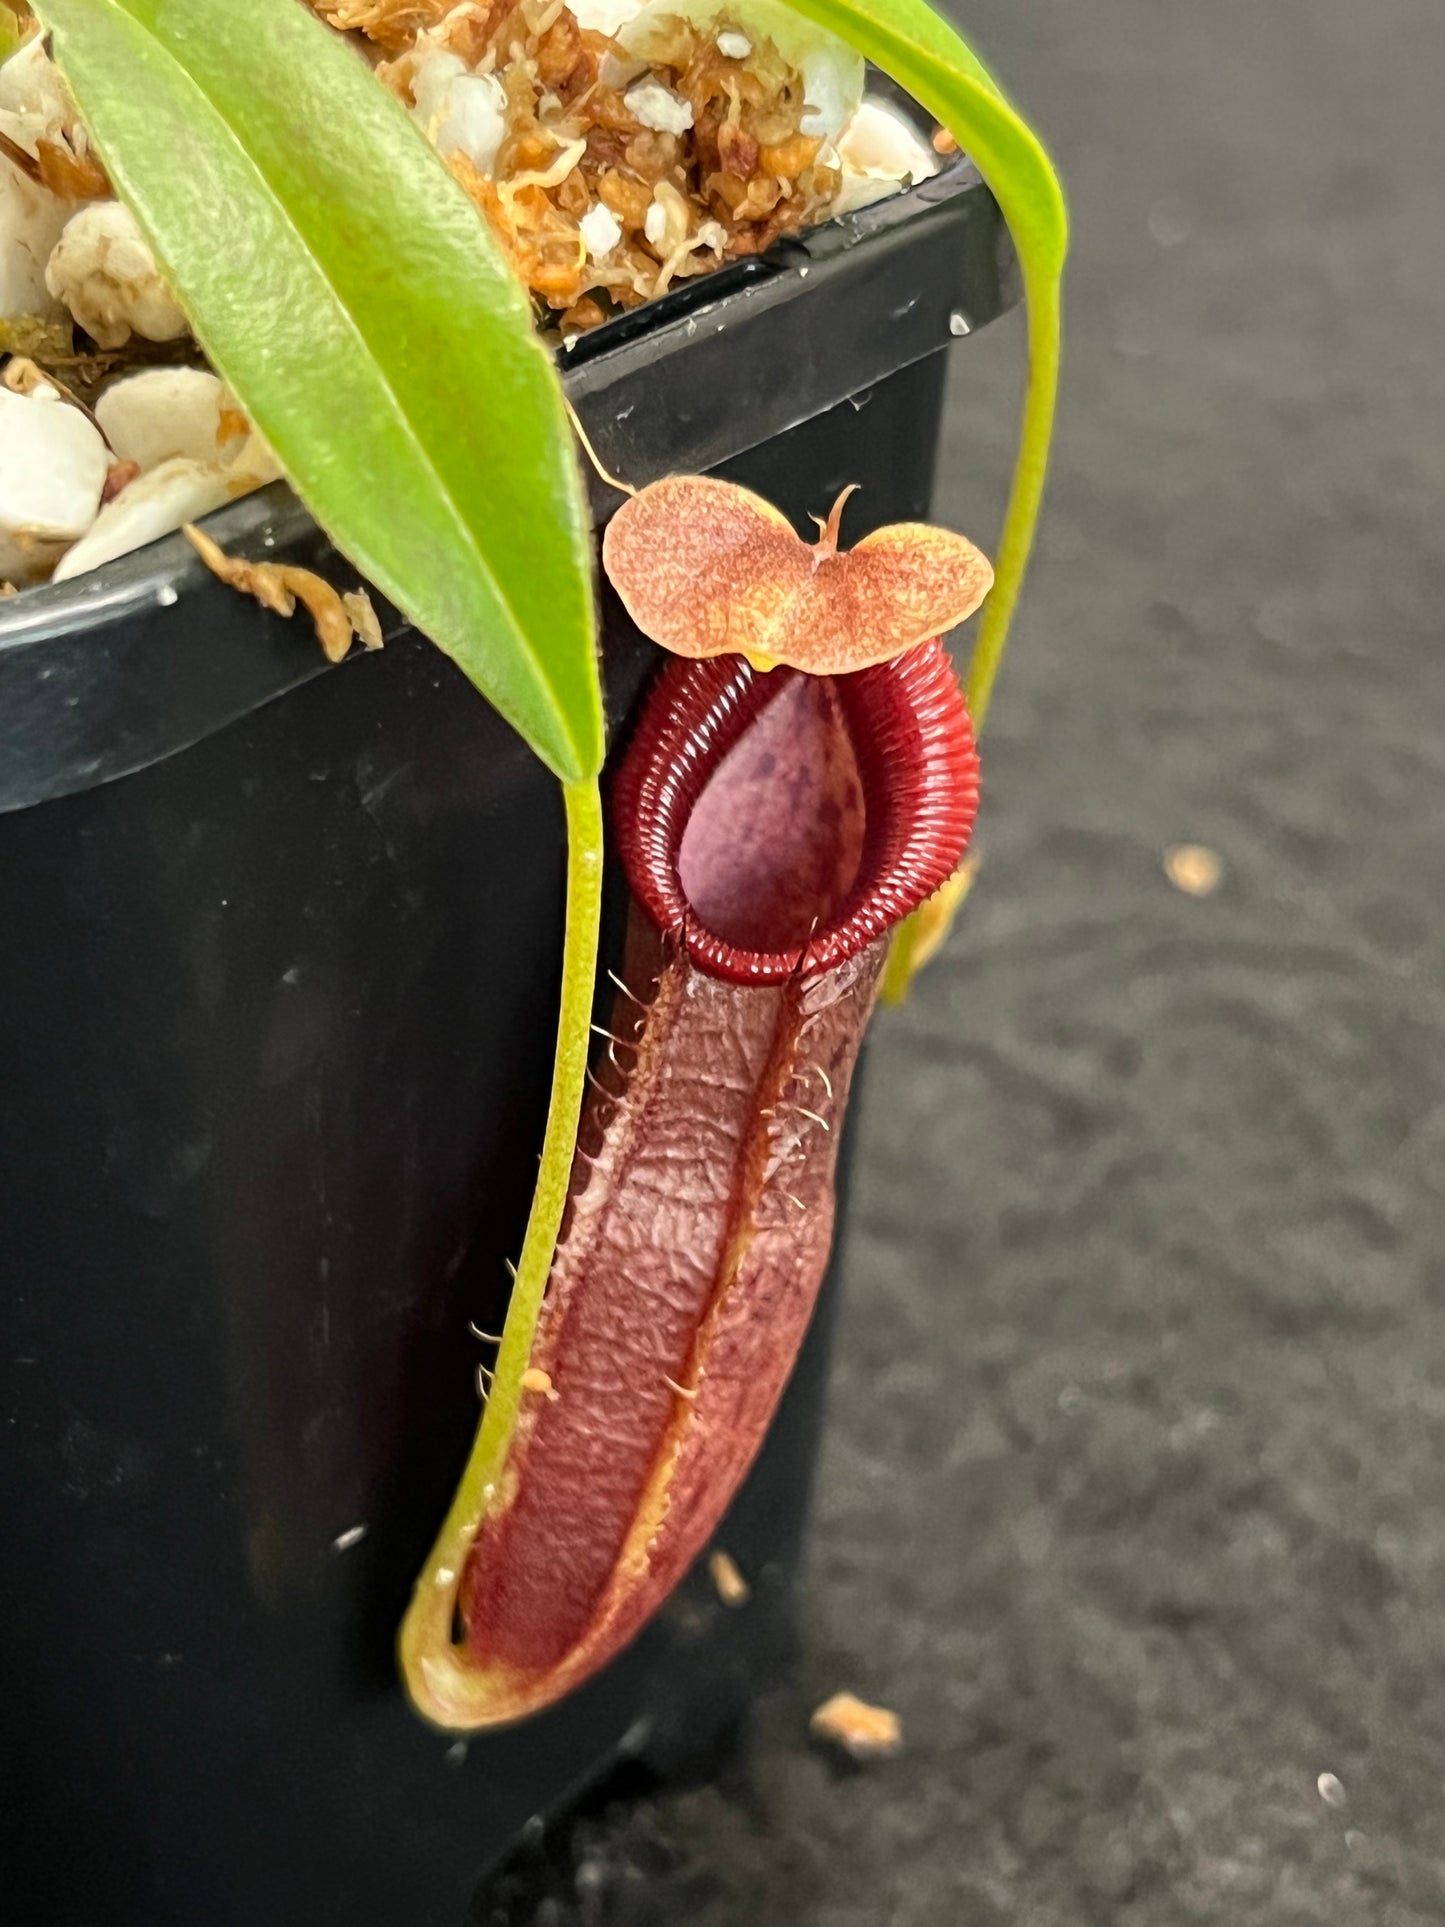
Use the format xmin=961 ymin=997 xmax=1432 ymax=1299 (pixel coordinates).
xmin=0 ymin=385 xmax=109 ymax=583
xmin=45 ymin=202 xmax=188 ymax=350
xmin=624 ymin=79 xmax=694 ymax=136
xmin=598 ymin=49 xmax=646 ymax=91
xmin=410 ymin=53 xmax=507 ymax=177
xmin=644 ymin=198 xmax=669 ymax=246
xmin=799 ymin=49 xmax=855 ymax=139
xmin=0 ymin=14 xmax=940 ymax=591
xmin=622 ymin=3 xmax=863 ymax=142
xmin=579 ymin=203 xmax=623 ymax=261
xmin=570 ymin=0 xmax=644 ymax=32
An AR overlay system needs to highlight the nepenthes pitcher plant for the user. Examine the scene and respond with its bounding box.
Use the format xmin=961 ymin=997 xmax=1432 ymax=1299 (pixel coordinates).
xmin=402 ymin=476 xmax=988 ymax=1728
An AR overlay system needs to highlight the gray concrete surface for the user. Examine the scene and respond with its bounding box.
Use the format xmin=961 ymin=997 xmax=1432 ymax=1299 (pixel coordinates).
xmin=487 ymin=1 xmax=1445 ymax=1919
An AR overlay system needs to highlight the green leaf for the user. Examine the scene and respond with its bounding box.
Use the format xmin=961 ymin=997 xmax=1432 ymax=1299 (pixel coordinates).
xmin=786 ymin=0 xmax=1068 ymax=729
xmin=33 ymin=0 xmax=603 ymax=784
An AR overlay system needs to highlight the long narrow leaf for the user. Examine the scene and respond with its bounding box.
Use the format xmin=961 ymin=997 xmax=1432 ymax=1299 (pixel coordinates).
xmin=788 ymin=0 xmax=1068 ymax=727
xmin=34 ymin=0 xmax=603 ymax=783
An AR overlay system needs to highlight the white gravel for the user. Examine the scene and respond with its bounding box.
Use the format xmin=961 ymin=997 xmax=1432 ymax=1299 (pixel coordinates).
xmin=45 ymin=202 xmax=188 ymax=350
xmin=0 ymin=384 xmax=108 ymax=583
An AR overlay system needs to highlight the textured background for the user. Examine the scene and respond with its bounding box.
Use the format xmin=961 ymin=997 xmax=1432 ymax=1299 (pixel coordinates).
xmin=488 ymin=1 xmax=1445 ymax=1919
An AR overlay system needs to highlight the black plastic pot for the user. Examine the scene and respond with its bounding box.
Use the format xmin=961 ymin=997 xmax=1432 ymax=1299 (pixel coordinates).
xmin=0 ymin=151 xmax=1016 ymax=1926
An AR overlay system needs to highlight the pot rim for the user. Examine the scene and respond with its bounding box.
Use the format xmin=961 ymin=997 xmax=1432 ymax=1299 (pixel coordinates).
xmin=0 ymin=141 xmax=1015 ymax=813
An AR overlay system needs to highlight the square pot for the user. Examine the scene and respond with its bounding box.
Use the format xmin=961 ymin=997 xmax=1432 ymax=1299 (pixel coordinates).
xmin=0 ymin=149 xmax=1015 ymax=1926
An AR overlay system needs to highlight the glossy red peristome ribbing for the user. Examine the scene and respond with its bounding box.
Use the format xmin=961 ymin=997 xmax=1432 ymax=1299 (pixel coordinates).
xmin=613 ymin=640 xmax=980 ymax=985
xmin=450 ymin=641 xmax=980 ymax=1727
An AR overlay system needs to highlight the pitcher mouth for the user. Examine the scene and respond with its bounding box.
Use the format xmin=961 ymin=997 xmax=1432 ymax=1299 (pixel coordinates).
xmin=613 ymin=640 xmax=981 ymax=985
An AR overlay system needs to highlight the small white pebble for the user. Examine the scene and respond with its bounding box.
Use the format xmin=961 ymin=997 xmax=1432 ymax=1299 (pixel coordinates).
xmin=155 ymin=583 xmax=178 ymax=608
xmin=644 ymin=199 xmax=669 ymax=246
xmin=949 ymin=311 xmax=971 ymax=336
xmin=624 ymin=78 xmax=694 ymax=136
xmin=0 ymin=385 xmax=108 ymax=582
xmin=579 ymin=202 xmax=623 ymax=262
xmin=332 ymin=1524 xmax=368 ymax=1553
xmin=834 ymin=97 xmax=941 ymax=217
xmin=46 ymin=201 xmax=187 ymax=350
xmin=716 ymin=30 xmax=752 ymax=59
xmin=96 ymin=368 xmax=240 ymax=474
xmin=52 ymin=457 xmax=232 ymax=580
xmin=1317 ymin=1771 xmax=1347 ymax=1808
xmin=0 ymin=35 xmax=74 ymax=140
xmin=0 ymin=161 xmax=71 ymax=318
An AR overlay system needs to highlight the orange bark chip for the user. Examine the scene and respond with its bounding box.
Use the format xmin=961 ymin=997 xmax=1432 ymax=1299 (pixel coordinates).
xmin=602 ymin=476 xmax=993 ymax=674
xmin=809 ymin=1692 xmax=904 ymax=1761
